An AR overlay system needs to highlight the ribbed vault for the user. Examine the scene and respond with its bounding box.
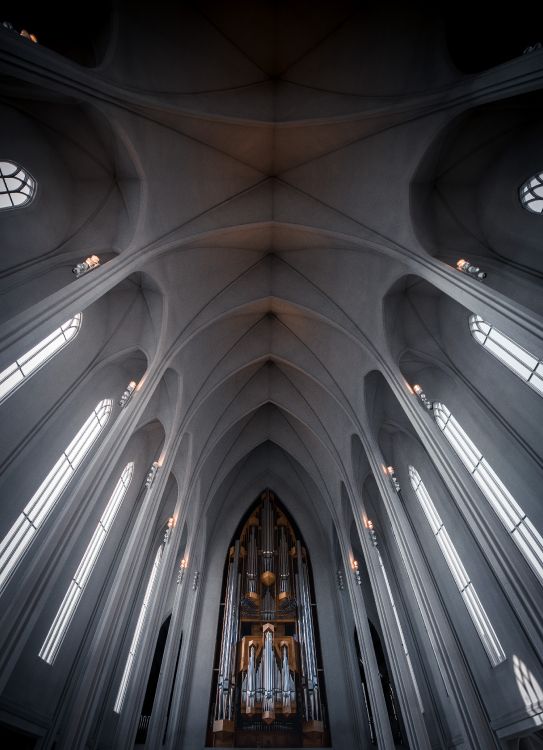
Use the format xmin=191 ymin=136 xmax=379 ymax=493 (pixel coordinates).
xmin=1 ymin=4 xmax=543 ymax=748
xmin=2 ymin=0 xmax=542 ymax=535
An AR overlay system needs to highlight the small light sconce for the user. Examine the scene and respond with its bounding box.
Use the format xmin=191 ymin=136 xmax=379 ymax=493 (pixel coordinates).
xmin=164 ymin=516 xmax=175 ymax=543
xmin=192 ymin=571 xmax=200 ymax=591
xmin=366 ymin=519 xmax=379 ymax=548
xmin=337 ymin=569 xmax=344 ymax=590
xmin=413 ymin=384 xmax=433 ymax=411
xmin=177 ymin=558 xmax=187 ymax=585
xmin=456 ymin=259 xmax=486 ymax=281
xmin=352 ymin=559 xmax=362 ymax=586
xmin=72 ymin=254 xmax=100 ymax=278
xmin=145 ymin=461 xmax=159 ymax=489
xmin=20 ymin=29 xmax=38 ymax=43
xmin=523 ymin=42 xmax=542 ymax=54
xmin=119 ymin=381 xmax=137 ymax=408
xmin=386 ymin=466 xmax=401 ymax=493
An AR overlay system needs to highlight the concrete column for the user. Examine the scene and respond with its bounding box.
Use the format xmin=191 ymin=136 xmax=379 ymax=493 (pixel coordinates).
xmin=348 ymin=490 xmax=433 ymax=750
xmin=338 ymin=531 xmax=397 ymax=750
xmin=51 ymin=444 xmax=177 ymax=750
xmin=359 ymin=431 xmax=500 ymax=750
xmin=383 ymin=363 xmax=543 ymax=657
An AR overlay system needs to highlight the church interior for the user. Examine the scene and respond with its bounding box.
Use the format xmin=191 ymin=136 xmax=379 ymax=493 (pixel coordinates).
xmin=0 ymin=2 xmax=543 ymax=748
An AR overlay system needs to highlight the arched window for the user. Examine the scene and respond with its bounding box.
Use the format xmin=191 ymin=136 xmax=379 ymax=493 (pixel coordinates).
xmin=114 ymin=544 xmax=163 ymax=714
xmin=39 ymin=462 xmax=134 ymax=664
xmin=469 ymin=314 xmax=543 ymax=396
xmin=434 ymin=403 xmax=543 ymax=584
xmin=0 ymin=398 xmax=113 ymax=594
xmin=376 ymin=548 xmax=424 ymax=711
xmin=408 ymin=466 xmax=505 ymax=666
xmin=0 ymin=314 xmax=82 ymax=405
xmin=519 ymin=171 xmax=543 ymax=214
xmin=0 ymin=160 xmax=36 ymax=209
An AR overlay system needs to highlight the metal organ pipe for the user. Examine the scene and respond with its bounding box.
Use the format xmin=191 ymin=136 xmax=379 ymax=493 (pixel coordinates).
xmin=247 ymin=526 xmax=257 ymax=595
xmin=282 ymin=644 xmax=292 ymax=714
xmin=295 ymin=540 xmax=321 ymax=723
xmin=245 ymin=644 xmax=256 ymax=714
xmin=215 ymin=541 xmax=240 ymax=723
xmin=279 ymin=527 xmax=290 ymax=595
xmin=262 ymin=625 xmax=275 ymax=721
xmin=262 ymin=497 xmax=273 ymax=571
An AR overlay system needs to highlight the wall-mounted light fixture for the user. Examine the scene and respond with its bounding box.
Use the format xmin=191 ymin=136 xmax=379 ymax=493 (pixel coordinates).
xmin=456 ymin=259 xmax=486 ymax=281
xmin=366 ymin=519 xmax=379 ymax=548
xmin=352 ymin=559 xmax=362 ymax=586
xmin=164 ymin=516 xmax=175 ymax=544
xmin=523 ymin=42 xmax=542 ymax=54
xmin=2 ymin=22 xmax=38 ymax=42
xmin=386 ymin=466 xmax=401 ymax=493
xmin=413 ymin=384 xmax=433 ymax=411
xmin=337 ymin=569 xmax=344 ymax=590
xmin=192 ymin=571 xmax=200 ymax=591
xmin=119 ymin=381 xmax=137 ymax=408
xmin=177 ymin=558 xmax=187 ymax=585
xmin=72 ymin=254 xmax=100 ymax=278
xmin=145 ymin=461 xmax=159 ymax=489
xmin=20 ymin=28 xmax=38 ymax=42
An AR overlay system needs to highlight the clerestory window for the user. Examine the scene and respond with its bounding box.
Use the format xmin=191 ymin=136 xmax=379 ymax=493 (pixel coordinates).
xmin=39 ymin=462 xmax=134 ymax=664
xmin=0 ymin=314 xmax=82 ymax=405
xmin=409 ymin=465 xmax=505 ymax=666
xmin=376 ymin=549 xmax=424 ymax=711
xmin=113 ymin=544 xmax=163 ymax=713
xmin=519 ymin=171 xmax=543 ymax=214
xmin=434 ymin=402 xmax=543 ymax=584
xmin=113 ymin=545 xmax=164 ymax=714
xmin=0 ymin=399 xmax=113 ymax=593
xmin=0 ymin=160 xmax=36 ymax=209
xmin=469 ymin=314 xmax=542 ymax=396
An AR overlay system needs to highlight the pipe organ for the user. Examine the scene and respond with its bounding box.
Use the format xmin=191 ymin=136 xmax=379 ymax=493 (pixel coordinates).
xmin=209 ymin=491 xmax=328 ymax=747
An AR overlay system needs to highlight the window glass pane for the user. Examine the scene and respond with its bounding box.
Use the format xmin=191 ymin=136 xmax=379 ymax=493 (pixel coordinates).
xmin=0 ymin=161 xmax=35 ymax=210
xmin=20 ymin=337 xmax=66 ymax=376
xmin=469 ymin=314 xmax=543 ymax=395
xmin=435 ymin=403 xmax=543 ymax=584
xmin=0 ymin=399 xmax=112 ymax=594
xmin=409 ymin=465 xmax=504 ymax=665
xmin=520 ymin=172 xmax=543 ymax=214
xmin=0 ymin=314 xmax=82 ymax=405
xmin=0 ymin=161 xmax=16 ymax=174
xmin=487 ymin=328 xmax=537 ymax=368
xmin=484 ymin=340 xmax=533 ymax=380
xmin=0 ymin=367 xmax=24 ymax=401
xmin=114 ymin=545 xmax=163 ymax=713
xmin=39 ymin=462 xmax=133 ymax=663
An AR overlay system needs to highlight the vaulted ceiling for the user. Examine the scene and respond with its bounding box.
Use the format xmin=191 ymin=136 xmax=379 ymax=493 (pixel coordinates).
xmin=2 ymin=0 xmax=542 ymax=533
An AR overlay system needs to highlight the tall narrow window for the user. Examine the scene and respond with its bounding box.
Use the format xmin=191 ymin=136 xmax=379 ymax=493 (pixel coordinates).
xmin=434 ymin=403 xmax=543 ymax=584
xmin=519 ymin=171 xmax=543 ymax=214
xmin=376 ymin=549 xmax=424 ymax=712
xmin=408 ymin=466 xmax=505 ymax=666
xmin=39 ymin=462 xmax=134 ymax=664
xmin=114 ymin=545 xmax=163 ymax=714
xmin=469 ymin=314 xmax=543 ymax=396
xmin=0 ymin=314 xmax=82 ymax=405
xmin=0 ymin=160 xmax=36 ymax=209
xmin=0 ymin=398 xmax=113 ymax=593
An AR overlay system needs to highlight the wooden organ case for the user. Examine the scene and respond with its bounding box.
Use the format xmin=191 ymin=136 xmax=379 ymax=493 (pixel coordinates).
xmin=208 ymin=491 xmax=329 ymax=747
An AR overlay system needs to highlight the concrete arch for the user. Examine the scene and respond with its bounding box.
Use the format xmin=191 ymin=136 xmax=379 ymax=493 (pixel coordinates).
xmin=0 ymin=92 xmax=142 ymax=320
xmin=411 ymin=91 xmax=543 ymax=312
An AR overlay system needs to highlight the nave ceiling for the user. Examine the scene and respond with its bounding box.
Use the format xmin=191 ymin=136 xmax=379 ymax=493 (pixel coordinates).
xmin=1 ymin=0 xmax=542 ymax=530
